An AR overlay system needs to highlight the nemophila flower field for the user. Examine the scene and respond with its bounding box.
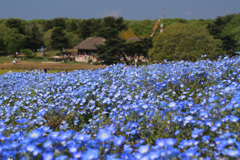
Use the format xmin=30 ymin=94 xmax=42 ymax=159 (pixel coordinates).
xmin=1 ymin=56 xmax=240 ymax=160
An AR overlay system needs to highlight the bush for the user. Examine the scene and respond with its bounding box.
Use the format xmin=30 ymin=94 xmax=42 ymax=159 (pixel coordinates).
xmin=21 ymin=49 xmax=34 ymax=58
xmin=148 ymin=23 xmax=225 ymax=62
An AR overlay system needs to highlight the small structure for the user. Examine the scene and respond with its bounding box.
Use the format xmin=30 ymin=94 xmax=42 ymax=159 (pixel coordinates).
xmin=74 ymin=37 xmax=105 ymax=55
xmin=127 ymin=37 xmax=141 ymax=42
xmin=74 ymin=37 xmax=105 ymax=62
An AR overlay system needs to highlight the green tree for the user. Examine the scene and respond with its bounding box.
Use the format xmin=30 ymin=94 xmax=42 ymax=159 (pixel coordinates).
xmin=3 ymin=28 xmax=26 ymax=54
xmin=96 ymin=38 xmax=126 ymax=65
xmin=52 ymin=17 xmax=66 ymax=28
xmin=97 ymin=27 xmax=119 ymax=39
xmin=51 ymin=27 xmax=68 ymax=51
xmin=65 ymin=32 xmax=81 ymax=48
xmin=4 ymin=18 xmax=26 ymax=34
xmin=24 ymin=22 xmax=44 ymax=51
xmin=96 ymin=17 xmax=127 ymax=39
xmin=0 ymin=24 xmax=8 ymax=51
xmin=207 ymin=14 xmax=236 ymax=52
xmin=125 ymin=38 xmax=152 ymax=58
xmin=148 ymin=23 xmax=224 ymax=62
xmin=21 ymin=49 xmax=33 ymax=58
xmin=43 ymin=29 xmax=53 ymax=50
xmin=232 ymin=26 xmax=240 ymax=51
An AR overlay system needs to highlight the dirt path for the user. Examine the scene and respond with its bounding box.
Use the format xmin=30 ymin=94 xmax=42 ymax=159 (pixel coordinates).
xmin=0 ymin=61 xmax=105 ymax=70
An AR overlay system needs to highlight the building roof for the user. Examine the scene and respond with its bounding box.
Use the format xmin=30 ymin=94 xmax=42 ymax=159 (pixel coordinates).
xmin=127 ymin=37 xmax=141 ymax=42
xmin=74 ymin=37 xmax=106 ymax=50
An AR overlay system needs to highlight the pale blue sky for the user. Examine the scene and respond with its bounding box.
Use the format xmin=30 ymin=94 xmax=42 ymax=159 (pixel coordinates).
xmin=0 ymin=0 xmax=239 ymax=20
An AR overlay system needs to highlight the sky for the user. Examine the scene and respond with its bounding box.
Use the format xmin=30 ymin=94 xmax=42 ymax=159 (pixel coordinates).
xmin=0 ymin=0 xmax=239 ymax=20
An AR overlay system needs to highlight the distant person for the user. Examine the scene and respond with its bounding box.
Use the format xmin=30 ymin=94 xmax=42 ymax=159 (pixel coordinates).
xmin=44 ymin=69 xmax=47 ymax=73
xmin=13 ymin=60 xmax=16 ymax=65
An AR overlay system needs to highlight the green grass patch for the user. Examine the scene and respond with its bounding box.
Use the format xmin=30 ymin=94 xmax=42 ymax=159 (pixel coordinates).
xmin=0 ymin=70 xmax=24 ymax=75
xmin=0 ymin=57 xmax=14 ymax=63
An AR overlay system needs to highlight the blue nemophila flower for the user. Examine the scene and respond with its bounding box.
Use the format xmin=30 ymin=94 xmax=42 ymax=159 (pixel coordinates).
xmin=174 ymin=130 xmax=181 ymax=135
xmin=97 ymin=128 xmax=111 ymax=142
xmin=165 ymin=138 xmax=177 ymax=146
xmin=222 ymin=149 xmax=240 ymax=158
xmin=168 ymin=102 xmax=177 ymax=109
xmin=42 ymin=152 xmax=54 ymax=160
xmin=123 ymin=144 xmax=133 ymax=154
xmin=114 ymin=136 xmax=125 ymax=146
xmin=106 ymin=154 xmax=120 ymax=160
xmin=55 ymin=155 xmax=68 ymax=160
xmin=155 ymin=139 xmax=165 ymax=148
xmin=68 ymin=145 xmax=78 ymax=153
xmin=191 ymin=128 xmax=204 ymax=138
xmin=210 ymin=125 xmax=218 ymax=132
xmin=148 ymin=150 xmax=160 ymax=160
xmin=73 ymin=151 xmax=82 ymax=159
xmin=16 ymin=118 xmax=29 ymax=124
xmin=82 ymin=148 xmax=99 ymax=160
xmin=26 ymin=144 xmax=36 ymax=152
xmin=28 ymin=129 xmax=41 ymax=139
xmin=138 ymin=145 xmax=150 ymax=154
xmin=230 ymin=116 xmax=239 ymax=122
xmin=43 ymin=140 xmax=53 ymax=148
xmin=202 ymin=135 xmax=210 ymax=144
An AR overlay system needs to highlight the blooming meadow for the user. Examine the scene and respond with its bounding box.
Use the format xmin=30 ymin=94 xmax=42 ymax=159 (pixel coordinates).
xmin=0 ymin=56 xmax=240 ymax=160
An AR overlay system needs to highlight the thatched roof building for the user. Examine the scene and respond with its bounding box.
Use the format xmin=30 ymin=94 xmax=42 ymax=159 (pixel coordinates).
xmin=74 ymin=37 xmax=105 ymax=54
xmin=127 ymin=37 xmax=141 ymax=42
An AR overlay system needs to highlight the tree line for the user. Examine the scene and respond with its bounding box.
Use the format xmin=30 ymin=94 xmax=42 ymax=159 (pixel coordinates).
xmin=0 ymin=14 xmax=239 ymax=63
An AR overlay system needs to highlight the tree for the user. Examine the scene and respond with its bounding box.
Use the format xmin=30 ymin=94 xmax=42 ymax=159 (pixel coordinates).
xmin=96 ymin=27 xmax=119 ymax=39
xmin=96 ymin=38 xmax=126 ymax=65
xmin=52 ymin=18 xmax=66 ymax=28
xmin=96 ymin=17 xmax=127 ymax=39
xmin=148 ymin=23 xmax=224 ymax=62
xmin=24 ymin=22 xmax=43 ymax=51
xmin=3 ymin=28 xmax=26 ymax=54
xmin=125 ymin=38 xmax=152 ymax=58
xmin=207 ymin=14 xmax=236 ymax=52
xmin=0 ymin=24 xmax=8 ymax=51
xmin=51 ymin=27 xmax=68 ymax=51
xmin=43 ymin=29 xmax=53 ymax=50
xmin=21 ymin=49 xmax=34 ymax=58
xmin=119 ymin=28 xmax=137 ymax=40
xmin=65 ymin=32 xmax=81 ymax=48
xmin=4 ymin=18 xmax=26 ymax=34
xmin=232 ymin=26 xmax=240 ymax=51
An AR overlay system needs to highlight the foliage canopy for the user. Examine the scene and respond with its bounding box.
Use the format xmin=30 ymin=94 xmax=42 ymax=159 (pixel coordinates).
xmin=148 ymin=23 xmax=224 ymax=62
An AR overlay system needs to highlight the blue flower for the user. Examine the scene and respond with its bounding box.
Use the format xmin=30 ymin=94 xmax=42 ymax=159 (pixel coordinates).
xmin=174 ymin=130 xmax=181 ymax=135
xmin=28 ymin=129 xmax=41 ymax=139
xmin=55 ymin=155 xmax=68 ymax=160
xmin=97 ymin=128 xmax=111 ymax=142
xmin=16 ymin=118 xmax=29 ymax=124
xmin=168 ymin=102 xmax=177 ymax=108
xmin=165 ymin=138 xmax=177 ymax=146
xmin=114 ymin=136 xmax=125 ymax=146
xmin=26 ymin=144 xmax=36 ymax=152
xmin=123 ymin=144 xmax=133 ymax=154
xmin=230 ymin=116 xmax=239 ymax=122
xmin=43 ymin=140 xmax=52 ymax=148
xmin=73 ymin=151 xmax=82 ymax=159
xmin=138 ymin=145 xmax=149 ymax=154
xmin=42 ymin=152 xmax=54 ymax=160
xmin=155 ymin=139 xmax=165 ymax=148
xmin=222 ymin=149 xmax=240 ymax=158
xmin=68 ymin=145 xmax=78 ymax=153
xmin=148 ymin=151 xmax=160 ymax=160
xmin=82 ymin=148 xmax=99 ymax=160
